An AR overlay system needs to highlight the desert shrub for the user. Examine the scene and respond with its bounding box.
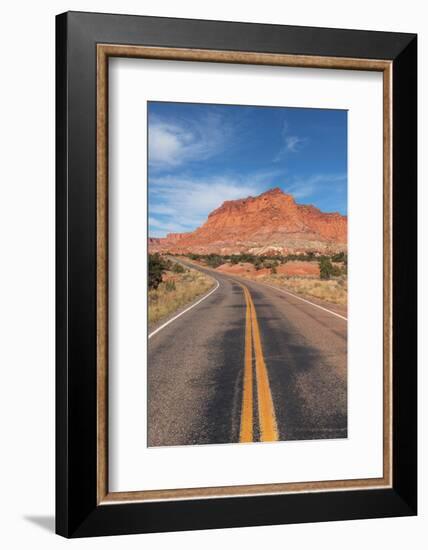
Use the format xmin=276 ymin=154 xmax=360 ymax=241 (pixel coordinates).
xmin=188 ymin=253 xmax=200 ymax=261
xmin=332 ymin=264 xmax=342 ymax=277
xmin=172 ymin=262 xmax=185 ymax=273
xmin=165 ymin=280 xmax=176 ymax=292
xmin=205 ymin=254 xmax=223 ymax=268
xmin=331 ymin=251 xmax=346 ymax=263
xmin=260 ymin=259 xmax=279 ymax=272
xmin=254 ymin=257 xmax=263 ymax=270
xmin=148 ymin=253 xmax=167 ymax=289
xmin=319 ymin=257 xmax=334 ymax=280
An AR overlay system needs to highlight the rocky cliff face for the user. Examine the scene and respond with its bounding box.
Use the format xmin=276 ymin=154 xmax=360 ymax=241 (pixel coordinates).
xmin=149 ymin=187 xmax=347 ymax=255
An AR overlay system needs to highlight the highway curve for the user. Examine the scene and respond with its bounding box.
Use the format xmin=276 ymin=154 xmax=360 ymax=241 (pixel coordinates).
xmin=147 ymin=261 xmax=347 ymax=447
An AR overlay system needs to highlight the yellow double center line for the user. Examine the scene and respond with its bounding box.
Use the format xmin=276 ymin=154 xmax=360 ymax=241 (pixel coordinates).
xmin=239 ymin=283 xmax=279 ymax=443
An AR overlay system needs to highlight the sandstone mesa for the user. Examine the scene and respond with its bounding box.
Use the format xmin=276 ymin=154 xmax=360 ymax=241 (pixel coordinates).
xmin=149 ymin=187 xmax=347 ymax=256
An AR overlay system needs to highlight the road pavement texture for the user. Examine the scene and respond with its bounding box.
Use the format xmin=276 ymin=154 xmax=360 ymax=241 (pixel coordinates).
xmin=148 ymin=261 xmax=347 ymax=447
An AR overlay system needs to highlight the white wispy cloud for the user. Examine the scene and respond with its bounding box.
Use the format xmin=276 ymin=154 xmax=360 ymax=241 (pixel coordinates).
xmin=148 ymin=112 xmax=233 ymax=169
xmin=148 ymin=169 xmax=281 ymax=236
xmin=274 ymin=119 xmax=307 ymax=161
xmin=148 ymin=204 xmax=176 ymax=216
xmin=285 ymin=136 xmax=307 ymax=153
xmin=148 ymin=216 xmax=193 ymax=236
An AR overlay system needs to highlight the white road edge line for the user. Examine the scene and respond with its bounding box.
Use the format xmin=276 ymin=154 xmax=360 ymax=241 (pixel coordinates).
xmin=262 ymin=283 xmax=348 ymax=321
xmin=148 ymin=279 xmax=220 ymax=339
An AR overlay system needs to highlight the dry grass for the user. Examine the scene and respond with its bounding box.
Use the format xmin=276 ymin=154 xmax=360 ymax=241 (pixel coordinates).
xmin=259 ymin=274 xmax=348 ymax=305
xmin=149 ymin=265 xmax=215 ymax=326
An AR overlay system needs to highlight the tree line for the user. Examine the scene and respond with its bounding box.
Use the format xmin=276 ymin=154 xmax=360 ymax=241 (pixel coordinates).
xmin=149 ymin=251 xmax=347 ymax=284
xmin=184 ymin=251 xmax=347 ymax=279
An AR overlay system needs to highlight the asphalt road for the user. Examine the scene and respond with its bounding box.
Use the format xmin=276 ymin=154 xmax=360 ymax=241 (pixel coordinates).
xmin=147 ymin=261 xmax=347 ymax=447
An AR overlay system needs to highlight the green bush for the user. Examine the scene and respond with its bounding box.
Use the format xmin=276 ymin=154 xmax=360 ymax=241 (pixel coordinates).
xmin=148 ymin=253 xmax=167 ymax=289
xmin=319 ymin=257 xmax=334 ymax=280
xmin=172 ymin=262 xmax=185 ymax=273
xmin=254 ymin=257 xmax=263 ymax=271
xmin=331 ymin=252 xmax=346 ymax=263
xmin=188 ymin=253 xmax=200 ymax=261
xmin=205 ymin=254 xmax=223 ymax=268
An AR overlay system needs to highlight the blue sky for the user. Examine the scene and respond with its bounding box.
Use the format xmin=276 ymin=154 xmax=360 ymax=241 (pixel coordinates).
xmin=148 ymin=102 xmax=347 ymax=237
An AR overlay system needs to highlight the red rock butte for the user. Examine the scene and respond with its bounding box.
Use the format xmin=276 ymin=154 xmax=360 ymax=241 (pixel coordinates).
xmin=149 ymin=187 xmax=347 ymax=256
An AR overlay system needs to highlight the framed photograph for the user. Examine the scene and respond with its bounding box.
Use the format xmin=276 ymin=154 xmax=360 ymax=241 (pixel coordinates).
xmin=56 ymin=11 xmax=417 ymax=537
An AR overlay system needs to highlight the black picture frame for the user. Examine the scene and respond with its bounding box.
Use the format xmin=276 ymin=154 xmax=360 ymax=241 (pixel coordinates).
xmin=56 ymin=11 xmax=417 ymax=538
